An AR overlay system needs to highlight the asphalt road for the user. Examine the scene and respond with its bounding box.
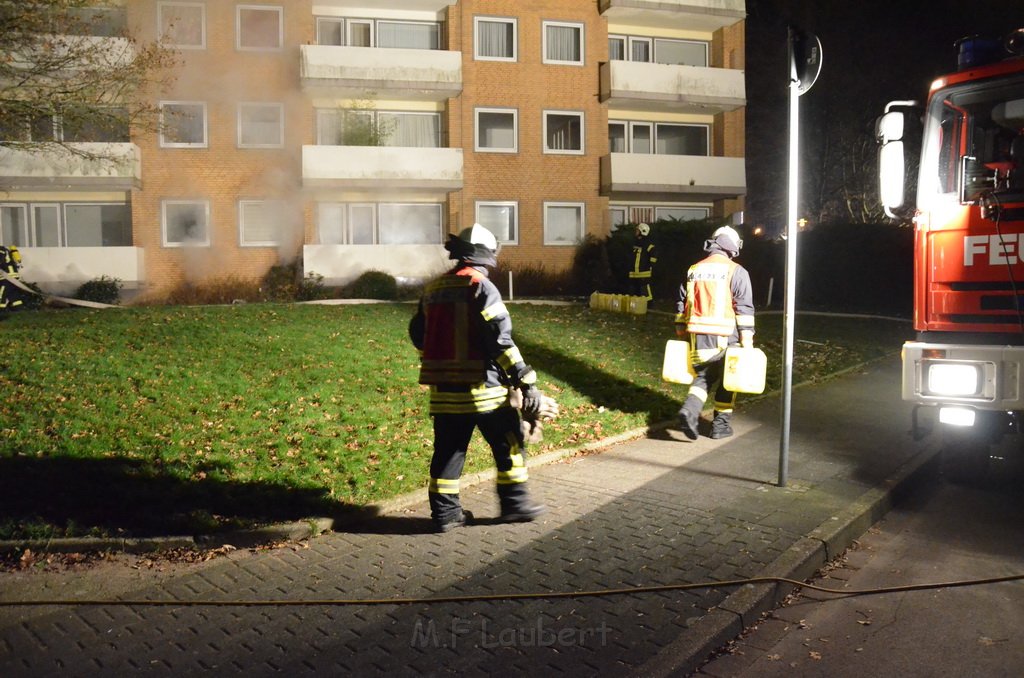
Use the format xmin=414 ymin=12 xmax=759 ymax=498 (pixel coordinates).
xmin=695 ymin=451 xmax=1024 ymax=678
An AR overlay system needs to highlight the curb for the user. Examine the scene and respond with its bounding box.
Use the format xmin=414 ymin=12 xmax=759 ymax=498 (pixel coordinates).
xmin=637 ymin=440 xmax=943 ymax=677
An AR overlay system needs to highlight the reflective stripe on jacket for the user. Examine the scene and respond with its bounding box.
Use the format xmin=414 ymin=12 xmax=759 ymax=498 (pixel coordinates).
xmin=629 ymin=241 xmax=656 ymax=279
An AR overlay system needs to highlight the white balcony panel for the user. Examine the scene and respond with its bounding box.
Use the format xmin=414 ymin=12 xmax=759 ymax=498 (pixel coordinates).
xmin=599 ymin=0 xmax=745 ymax=32
xmin=302 ymin=145 xmax=463 ymax=191
xmin=601 ymin=60 xmax=744 ymax=114
xmin=20 ymin=246 xmax=145 ymax=289
xmin=312 ymin=1 xmax=455 ymax=13
xmin=304 ymin=244 xmax=449 ymax=286
xmin=0 ymin=143 xmax=141 ymax=190
xmin=601 ymin=152 xmax=745 ymax=200
xmin=301 ymin=45 xmax=461 ymax=101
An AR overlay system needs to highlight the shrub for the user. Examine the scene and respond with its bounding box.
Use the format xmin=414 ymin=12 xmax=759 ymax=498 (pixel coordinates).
xmin=261 ymin=262 xmax=300 ymax=302
xmin=345 ymin=270 xmax=398 ymax=300
xmin=75 ymin=275 xmax=122 ymax=305
xmin=163 ymin=276 xmax=261 ymax=306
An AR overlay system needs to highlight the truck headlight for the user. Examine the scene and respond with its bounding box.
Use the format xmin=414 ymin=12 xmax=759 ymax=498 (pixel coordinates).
xmin=926 ymin=362 xmax=980 ymax=396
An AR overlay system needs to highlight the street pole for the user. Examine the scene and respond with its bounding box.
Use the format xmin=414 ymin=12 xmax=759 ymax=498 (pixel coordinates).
xmin=779 ymin=27 xmax=822 ymax=488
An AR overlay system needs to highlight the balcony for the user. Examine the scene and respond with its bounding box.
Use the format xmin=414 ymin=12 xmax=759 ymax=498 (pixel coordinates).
xmin=599 ymin=0 xmax=745 ymax=32
xmin=300 ymin=45 xmax=462 ymax=102
xmin=0 ymin=143 xmax=141 ymax=191
xmin=20 ymin=246 xmax=145 ymax=291
xmin=302 ymin=145 xmax=463 ymax=193
xmin=600 ymin=60 xmax=744 ymax=115
xmin=304 ymin=244 xmax=450 ymax=287
xmin=314 ymin=1 xmax=455 ymax=10
xmin=601 ymin=152 xmax=746 ymax=201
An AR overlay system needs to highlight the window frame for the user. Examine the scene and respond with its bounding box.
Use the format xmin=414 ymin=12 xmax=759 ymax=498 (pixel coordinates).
xmin=237 ymin=102 xmax=284 ymax=148
xmin=475 ymin=107 xmax=518 ymax=153
xmin=236 ymin=4 xmax=283 ymax=52
xmin=475 ymin=200 xmax=518 ymax=245
xmin=316 ymin=16 xmax=344 ymax=45
xmin=474 ymin=16 xmax=517 ymax=62
xmin=655 ymin=122 xmax=710 ymax=156
xmin=238 ymin=199 xmax=283 ymax=247
xmin=161 ymin=199 xmax=211 ymax=248
xmin=157 ymin=1 xmax=206 ymax=50
xmin=654 ymin=37 xmax=708 ymax=67
xmin=543 ymin=201 xmax=585 ymax=246
xmin=159 ymin=101 xmax=208 ymax=148
xmin=543 ymin=110 xmax=584 ymax=155
xmin=542 ymin=20 xmax=584 ymax=66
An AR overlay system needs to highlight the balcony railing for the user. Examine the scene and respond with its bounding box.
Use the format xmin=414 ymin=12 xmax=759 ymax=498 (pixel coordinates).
xmin=302 ymin=145 xmax=463 ymax=192
xmin=20 ymin=246 xmax=145 ymax=290
xmin=304 ymin=244 xmax=450 ymax=286
xmin=300 ymin=45 xmax=462 ymax=101
xmin=0 ymin=143 xmax=141 ymax=190
xmin=601 ymin=153 xmax=746 ymax=201
xmin=600 ymin=61 xmax=745 ymax=115
xmin=599 ymin=0 xmax=745 ymax=32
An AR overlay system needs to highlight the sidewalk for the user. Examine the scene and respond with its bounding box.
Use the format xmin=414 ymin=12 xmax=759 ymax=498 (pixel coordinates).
xmin=0 ymin=355 xmax=939 ymax=677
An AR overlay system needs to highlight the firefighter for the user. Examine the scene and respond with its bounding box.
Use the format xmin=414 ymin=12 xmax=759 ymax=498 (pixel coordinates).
xmin=0 ymin=245 xmax=26 ymax=318
xmin=628 ymin=222 xmax=657 ymax=301
xmin=409 ymin=224 xmax=556 ymax=533
xmin=674 ymin=225 xmax=755 ymax=440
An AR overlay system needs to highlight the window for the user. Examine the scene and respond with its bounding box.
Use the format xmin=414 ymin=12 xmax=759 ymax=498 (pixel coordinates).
xmin=238 ymin=103 xmax=283 ymax=148
xmin=629 ymin=37 xmax=652 ymax=63
xmin=316 ymin=17 xmax=344 ymax=45
xmin=61 ymin=106 xmax=130 ymax=143
xmin=0 ymin=205 xmax=28 ymax=246
xmin=475 ymin=108 xmax=517 ymax=153
xmin=544 ymin=202 xmax=584 ymax=245
xmin=237 ymin=5 xmax=282 ymax=51
xmin=656 ymin=206 xmax=709 ymax=221
xmin=655 ymin=39 xmax=707 ymax=67
xmin=476 ymin=201 xmax=518 ymax=244
xmin=160 ymin=102 xmax=207 ymax=148
xmin=475 ymin=17 xmax=516 ymax=61
xmin=543 ymin=21 xmax=583 ymax=65
xmin=378 ymin=112 xmax=440 ymax=147
xmin=609 ymin=206 xmax=627 ymax=229
xmin=656 ymin=123 xmax=708 ymax=156
xmin=158 ymin=2 xmax=205 ymax=48
xmin=66 ymin=204 xmax=132 ymax=246
xmin=378 ymin=21 xmax=439 ymax=49
xmin=67 ymin=6 xmax=126 ymax=37
xmin=239 ymin=200 xmax=283 ymax=246
xmin=348 ymin=19 xmax=373 ymax=47
xmin=316 ymin=109 xmax=440 ymax=147
xmin=317 ymin=203 xmax=441 ymax=244
xmin=608 ymin=121 xmax=626 ymax=153
xmin=632 ymin=122 xmax=652 ymax=154
xmin=162 ymin=200 xmax=210 ymax=247
xmin=379 ymin=204 xmax=442 ymax=244
xmin=608 ymin=35 xmax=625 ymax=61
xmin=1 ymin=203 xmax=130 ymax=247
xmin=544 ymin=111 xmax=584 ymax=154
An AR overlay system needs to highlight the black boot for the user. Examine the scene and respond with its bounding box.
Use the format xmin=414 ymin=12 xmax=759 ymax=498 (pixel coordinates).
xmin=710 ymin=412 xmax=733 ymax=439
xmin=498 ymin=484 xmax=546 ymax=523
xmin=677 ymin=396 xmax=701 ymax=440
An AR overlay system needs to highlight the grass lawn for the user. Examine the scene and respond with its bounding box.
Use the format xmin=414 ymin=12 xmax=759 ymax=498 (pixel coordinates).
xmin=0 ymin=302 xmax=911 ymax=541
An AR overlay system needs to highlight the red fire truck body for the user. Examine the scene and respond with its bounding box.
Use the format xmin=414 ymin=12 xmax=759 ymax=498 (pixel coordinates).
xmin=879 ymin=33 xmax=1024 ymax=470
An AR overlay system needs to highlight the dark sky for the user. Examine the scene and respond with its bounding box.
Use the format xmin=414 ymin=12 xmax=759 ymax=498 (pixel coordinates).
xmin=744 ymin=0 xmax=1024 ymax=224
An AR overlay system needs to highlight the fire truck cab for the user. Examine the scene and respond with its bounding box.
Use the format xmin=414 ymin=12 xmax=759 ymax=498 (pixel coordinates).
xmin=877 ymin=30 xmax=1024 ymax=477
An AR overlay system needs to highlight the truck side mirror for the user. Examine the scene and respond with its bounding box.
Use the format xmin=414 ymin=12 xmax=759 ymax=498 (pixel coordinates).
xmin=877 ymin=111 xmax=908 ymax=217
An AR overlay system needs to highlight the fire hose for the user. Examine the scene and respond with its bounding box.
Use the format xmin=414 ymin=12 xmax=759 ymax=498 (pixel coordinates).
xmin=0 ymin=573 xmax=1021 ymax=607
xmin=0 ymin=268 xmax=119 ymax=309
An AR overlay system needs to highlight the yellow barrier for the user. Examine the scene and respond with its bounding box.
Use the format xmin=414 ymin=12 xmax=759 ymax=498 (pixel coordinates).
xmin=589 ymin=292 xmax=648 ymax=315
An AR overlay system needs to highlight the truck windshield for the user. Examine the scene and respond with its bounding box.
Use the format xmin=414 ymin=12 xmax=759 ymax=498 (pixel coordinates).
xmin=919 ymin=74 xmax=1024 ymax=206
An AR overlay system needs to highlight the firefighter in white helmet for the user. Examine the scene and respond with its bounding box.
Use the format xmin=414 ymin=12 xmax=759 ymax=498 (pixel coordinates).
xmin=628 ymin=222 xmax=657 ymax=301
xmin=674 ymin=225 xmax=755 ymax=440
xmin=409 ymin=224 xmax=557 ymax=532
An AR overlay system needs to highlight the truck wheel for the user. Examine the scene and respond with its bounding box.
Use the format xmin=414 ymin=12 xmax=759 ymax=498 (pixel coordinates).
xmin=940 ymin=431 xmax=991 ymax=484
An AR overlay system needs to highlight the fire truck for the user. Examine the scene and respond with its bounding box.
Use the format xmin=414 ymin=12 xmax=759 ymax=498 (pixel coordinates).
xmin=877 ymin=29 xmax=1024 ymax=477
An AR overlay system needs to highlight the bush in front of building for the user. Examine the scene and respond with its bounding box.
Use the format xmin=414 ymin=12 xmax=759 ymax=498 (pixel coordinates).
xmin=75 ymin=275 xmax=123 ymax=305
xmin=343 ymin=270 xmax=399 ymax=300
xmin=162 ymin=276 xmax=262 ymax=306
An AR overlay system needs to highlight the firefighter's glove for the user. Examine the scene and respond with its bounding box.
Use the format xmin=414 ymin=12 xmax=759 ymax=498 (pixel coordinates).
xmin=521 ymin=418 xmax=544 ymax=445
xmin=520 ymin=386 xmax=559 ymax=422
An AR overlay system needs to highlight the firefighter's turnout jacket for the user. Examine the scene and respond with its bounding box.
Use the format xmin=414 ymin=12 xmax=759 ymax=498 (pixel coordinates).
xmin=0 ymin=245 xmax=24 ymax=311
xmin=629 ymin=237 xmax=657 ymax=283
xmin=409 ymin=263 xmax=536 ymax=414
xmin=674 ymin=252 xmax=755 ymax=364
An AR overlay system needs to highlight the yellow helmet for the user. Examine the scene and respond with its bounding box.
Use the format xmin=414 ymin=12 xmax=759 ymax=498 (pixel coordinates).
xmin=9 ymin=245 xmax=21 ymax=265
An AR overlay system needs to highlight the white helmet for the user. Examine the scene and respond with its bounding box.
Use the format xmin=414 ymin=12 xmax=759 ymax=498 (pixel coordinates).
xmin=459 ymin=223 xmax=498 ymax=252
xmin=710 ymin=225 xmax=742 ymax=254
xmin=636 ymin=222 xmax=650 ymax=236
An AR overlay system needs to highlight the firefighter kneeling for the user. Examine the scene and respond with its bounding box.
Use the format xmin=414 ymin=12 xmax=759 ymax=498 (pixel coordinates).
xmin=409 ymin=224 xmax=558 ymax=533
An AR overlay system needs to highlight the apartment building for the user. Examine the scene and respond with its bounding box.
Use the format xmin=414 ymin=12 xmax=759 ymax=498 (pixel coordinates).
xmin=0 ymin=0 xmax=745 ymax=300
